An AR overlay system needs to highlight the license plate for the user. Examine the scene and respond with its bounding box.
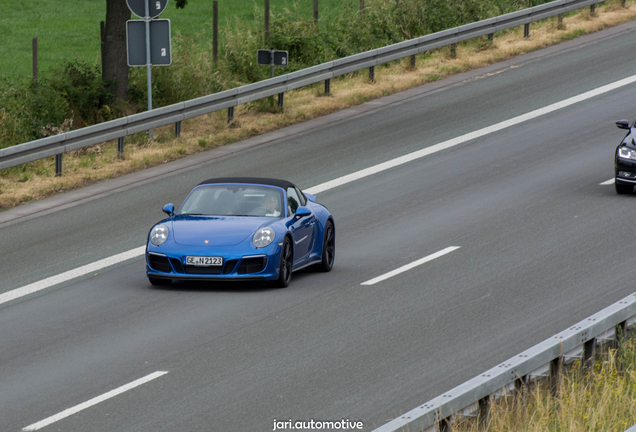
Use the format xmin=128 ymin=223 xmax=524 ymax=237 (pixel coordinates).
xmin=186 ymin=256 xmax=223 ymax=267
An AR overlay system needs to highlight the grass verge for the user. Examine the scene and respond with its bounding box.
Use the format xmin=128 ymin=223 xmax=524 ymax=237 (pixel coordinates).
xmin=1 ymin=0 xmax=635 ymax=211
xmin=448 ymin=334 xmax=636 ymax=431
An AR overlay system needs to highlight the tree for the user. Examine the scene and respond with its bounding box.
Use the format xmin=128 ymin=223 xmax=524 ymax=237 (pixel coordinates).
xmin=102 ymin=0 xmax=130 ymax=100
xmin=102 ymin=0 xmax=187 ymax=101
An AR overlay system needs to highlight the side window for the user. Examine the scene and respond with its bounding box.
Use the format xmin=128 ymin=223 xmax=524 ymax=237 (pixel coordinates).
xmin=295 ymin=187 xmax=306 ymax=206
xmin=287 ymin=187 xmax=300 ymax=215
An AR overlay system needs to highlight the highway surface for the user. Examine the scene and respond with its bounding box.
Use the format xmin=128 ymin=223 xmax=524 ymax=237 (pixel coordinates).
xmin=2 ymin=20 xmax=636 ymax=432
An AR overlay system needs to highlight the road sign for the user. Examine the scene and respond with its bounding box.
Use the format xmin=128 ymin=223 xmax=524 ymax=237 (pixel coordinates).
xmin=274 ymin=50 xmax=288 ymax=66
xmin=257 ymin=49 xmax=289 ymax=66
xmin=126 ymin=19 xmax=172 ymax=66
xmin=126 ymin=0 xmax=169 ymax=19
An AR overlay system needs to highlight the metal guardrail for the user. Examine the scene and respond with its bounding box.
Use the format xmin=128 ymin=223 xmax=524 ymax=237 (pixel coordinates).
xmin=0 ymin=0 xmax=606 ymax=173
xmin=373 ymin=293 xmax=636 ymax=432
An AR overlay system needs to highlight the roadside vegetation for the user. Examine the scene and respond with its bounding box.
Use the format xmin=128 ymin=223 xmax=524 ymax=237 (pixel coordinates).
xmin=448 ymin=335 xmax=636 ymax=432
xmin=1 ymin=0 xmax=558 ymax=147
xmin=0 ymin=0 xmax=635 ymax=209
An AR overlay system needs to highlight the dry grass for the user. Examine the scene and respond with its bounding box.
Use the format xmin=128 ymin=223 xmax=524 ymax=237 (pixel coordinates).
xmin=447 ymin=338 xmax=636 ymax=432
xmin=2 ymin=0 xmax=636 ymax=210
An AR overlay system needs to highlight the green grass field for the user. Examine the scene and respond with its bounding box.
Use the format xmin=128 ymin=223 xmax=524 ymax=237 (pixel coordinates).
xmin=0 ymin=0 xmax=345 ymax=80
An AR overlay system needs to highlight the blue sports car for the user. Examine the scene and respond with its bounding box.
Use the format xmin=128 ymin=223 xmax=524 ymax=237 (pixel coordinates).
xmin=146 ymin=177 xmax=335 ymax=287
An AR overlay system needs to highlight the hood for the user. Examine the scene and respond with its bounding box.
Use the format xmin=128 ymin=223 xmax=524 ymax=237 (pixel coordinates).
xmin=623 ymin=135 xmax=636 ymax=150
xmin=172 ymin=216 xmax=271 ymax=246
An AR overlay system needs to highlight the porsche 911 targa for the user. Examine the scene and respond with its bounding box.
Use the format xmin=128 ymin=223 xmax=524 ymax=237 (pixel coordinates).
xmin=146 ymin=178 xmax=335 ymax=287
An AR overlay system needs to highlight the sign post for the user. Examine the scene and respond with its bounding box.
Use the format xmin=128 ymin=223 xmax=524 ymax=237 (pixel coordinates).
xmin=257 ymin=48 xmax=288 ymax=77
xmin=257 ymin=48 xmax=289 ymax=108
xmin=126 ymin=0 xmax=171 ymax=138
xmin=145 ymin=0 xmax=152 ymax=137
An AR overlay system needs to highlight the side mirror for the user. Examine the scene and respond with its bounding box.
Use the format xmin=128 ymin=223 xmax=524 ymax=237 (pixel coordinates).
xmin=616 ymin=120 xmax=630 ymax=130
xmin=162 ymin=203 xmax=175 ymax=216
xmin=294 ymin=206 xmax=311 ymax=219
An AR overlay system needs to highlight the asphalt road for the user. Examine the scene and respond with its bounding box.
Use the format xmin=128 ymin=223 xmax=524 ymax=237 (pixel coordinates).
xmin=2 ymin=21 xmax=636 ymax=432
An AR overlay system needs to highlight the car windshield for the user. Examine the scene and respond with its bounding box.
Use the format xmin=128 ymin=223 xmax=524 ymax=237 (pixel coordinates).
xmin=179 ymin=185 xmax=284 ymax=217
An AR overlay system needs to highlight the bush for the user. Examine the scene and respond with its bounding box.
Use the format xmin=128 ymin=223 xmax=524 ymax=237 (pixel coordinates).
xmin=0 ymin=59 xmax=121 ymax=148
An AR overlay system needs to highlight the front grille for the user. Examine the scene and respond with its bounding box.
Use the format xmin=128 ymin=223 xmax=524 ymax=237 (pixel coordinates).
xmin=148 ymin=254 xmax=171 ymax=273
xmin=184 ymin=265 xmax=223 ymax=275
xmin=169 ymin=258 xmax=185 ymax=274
xmin=237 ymin=257 xmax=267 ymax=274
xmin=223 ymin=259 xmax=239 ymax=274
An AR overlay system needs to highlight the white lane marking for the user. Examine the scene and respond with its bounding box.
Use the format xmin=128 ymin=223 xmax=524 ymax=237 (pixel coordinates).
xmin=600 ymin=178 xmax=615 ymax=185
xmin=7 ymin=75 xmax=636 ymax=305
xmin=305 ymin=74 xmax=636 ymax=195
xmin=361 ymin=246 xmax=460 ymax=286
xmin=0 ymin=246 xmax=145 ymax=306
xmin=22 ymin=371 xmax=168 ymax=431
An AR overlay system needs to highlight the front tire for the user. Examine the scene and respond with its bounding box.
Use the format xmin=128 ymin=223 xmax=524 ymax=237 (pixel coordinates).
xmin=317 ymin=221 xmax=335 ymax=272
xmin=271 ymin=237 xmax=293 ymax=288
xmin=149 ymin=277 xmax=172 ymax=286
xmin=616 ymin=181 xmax=633 ymax=194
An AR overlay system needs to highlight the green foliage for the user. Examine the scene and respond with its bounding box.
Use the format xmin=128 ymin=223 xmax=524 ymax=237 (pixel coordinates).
xmin=0 ymin=59 xmax=120 ymax=148
xmin=1 ymin=0 xmax=560 ymax=149
xmin=129 ymin=31 xmax=230 ymax=107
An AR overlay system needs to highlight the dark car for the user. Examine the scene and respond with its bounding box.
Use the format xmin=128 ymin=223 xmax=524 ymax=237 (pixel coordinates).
xmin=614 ymin=118 xmax=636 ymax=194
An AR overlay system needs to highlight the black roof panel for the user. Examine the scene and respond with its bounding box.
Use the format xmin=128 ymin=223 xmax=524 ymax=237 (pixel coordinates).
xmin=197 ymin=177 xmax=296 ymax=190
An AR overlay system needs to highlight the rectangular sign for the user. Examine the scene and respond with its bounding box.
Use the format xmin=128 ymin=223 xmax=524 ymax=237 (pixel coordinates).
xmin=273 ymin=50 xmax=288 ymax=66
xmin=126 ymin=19 xmax=172 ymax=67
xmin=257 ymin=49 xmax=271 ymax=66
xmin=257 ymin=49 xmax=289 ymax=66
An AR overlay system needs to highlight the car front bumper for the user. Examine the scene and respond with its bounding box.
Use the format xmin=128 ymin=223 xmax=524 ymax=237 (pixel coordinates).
xmin=615 ymin=157 xmax=636 ymax=184
xmin=146 ymin=241 xmax=282 ymax=282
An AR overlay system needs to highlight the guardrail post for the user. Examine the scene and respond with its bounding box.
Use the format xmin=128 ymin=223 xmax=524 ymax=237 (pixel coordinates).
xmin=410 ymin=54 xmax=416 ymax=68
xmin=623 ymin=0 xmax=626 ymax=7
xmin=616 ymin=320 xmax=627 ymax=348
xmin=590 ymin=4 xmax=596 ymax=16
xmin=616 ymin=320 xmax=628 ymax=371
xmin=55 ymin=154 xmax=63 ymax=177
xmin=324 ymin=78 xmax=330 ymax=95
xmin=524 ymin=23 xmax=530 ymax=39
xmin=228 ymin=106 xmax=234 ymax=124
xmin=278 ymin=92 xmax=284 ymax=109
xmin=477 ymin=396 xmax=490 ymax=429
xmin=558 ymin=14 xmax=564 ymax=30
xmin=369 ymin=66 xmax=375 ymax=83
xmin=450 ymin=43 xmax=457 ymax=59
xmin=583 ymin=337 xmax=596 ymax=371
xmin=359 ymin=0 xmax=364 ymax=19
xmin=438 ymin=417 xmax=450 ymax=432
xmin=549 ymin=356 xmax=562 ymax=396
xmin=175 ymin=121 xmax=181 ymax=138
xmin=313 ymin=0 xmax=318 ymax=24
xmin=488 ymin=33 xmax=494 ymax=43
xmin=117 ymin=137 xmax=125 ymax=156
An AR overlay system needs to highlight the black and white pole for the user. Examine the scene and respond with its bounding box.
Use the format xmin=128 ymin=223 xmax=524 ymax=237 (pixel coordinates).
xmin=145 ymin=0 xmax=153 ymax=138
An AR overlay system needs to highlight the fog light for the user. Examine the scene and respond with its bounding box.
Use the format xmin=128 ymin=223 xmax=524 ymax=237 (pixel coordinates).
xmin=619 ymin=171 xmax=633 ymax=178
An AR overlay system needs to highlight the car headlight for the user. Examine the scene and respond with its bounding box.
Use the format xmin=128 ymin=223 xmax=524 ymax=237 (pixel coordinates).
xmin=253 ymin=227 xmax=275 ymax=248
xmin=150 ymin=224 xmax=169 ymax=246
xmin=618 ymin=146 xmax=636 ymax=160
